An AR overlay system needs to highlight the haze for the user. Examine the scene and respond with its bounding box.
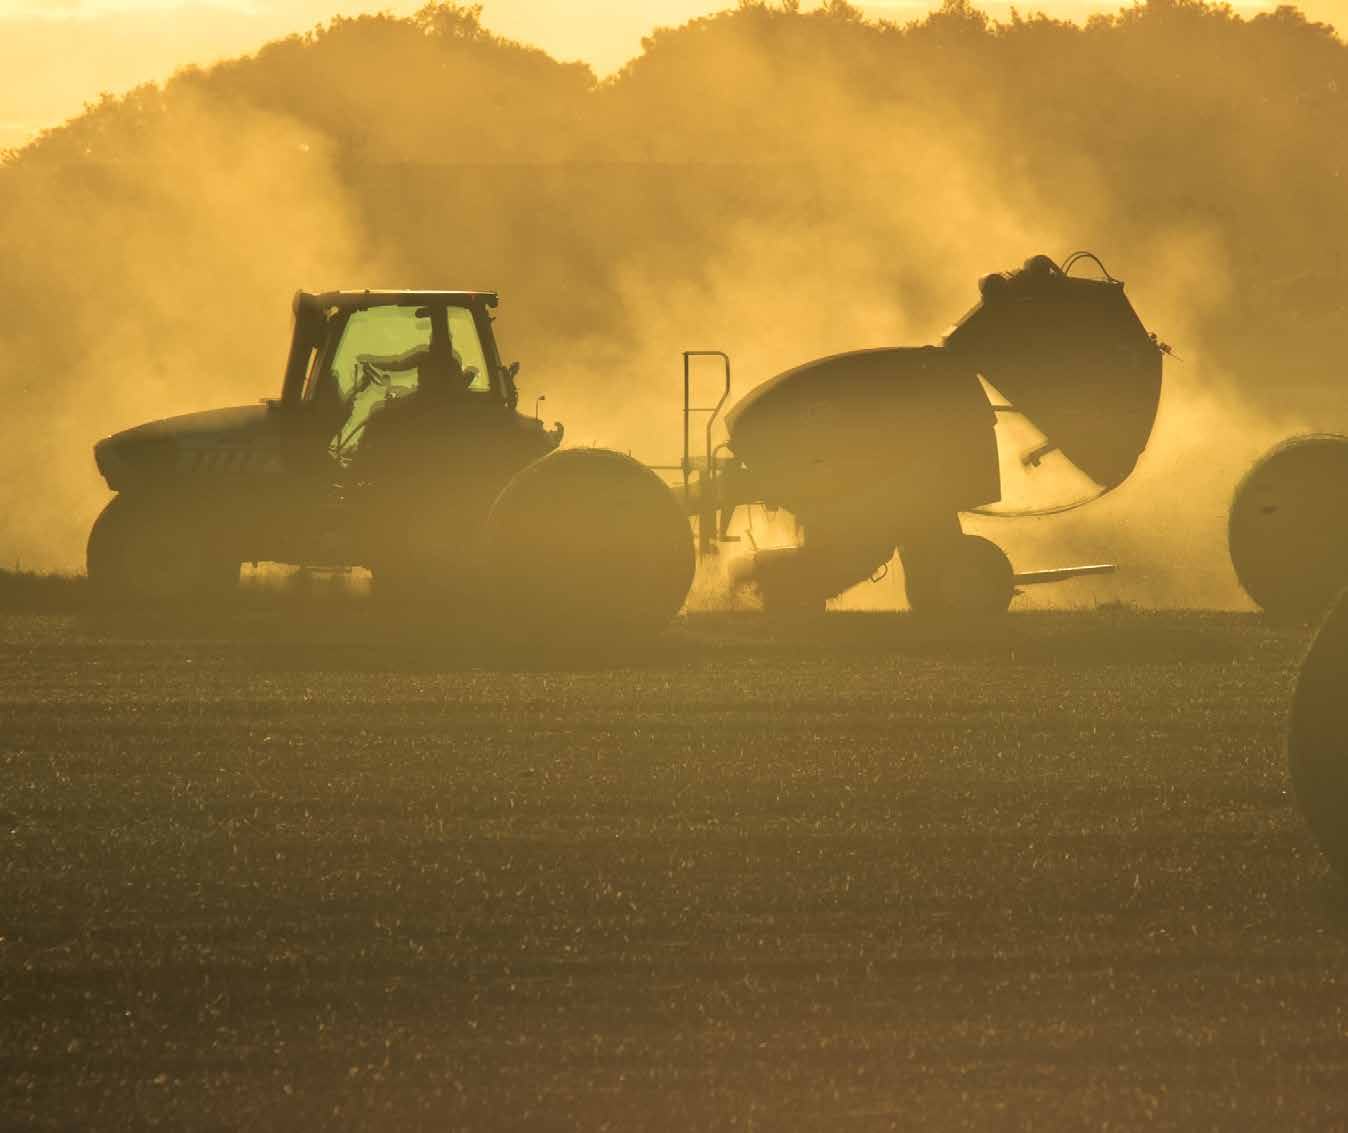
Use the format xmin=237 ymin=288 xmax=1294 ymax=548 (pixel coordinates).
xmin=2 ymin=0 xmax=1346 ymax=614
xmin=3 ymin=0 xmax=1341 ymax=150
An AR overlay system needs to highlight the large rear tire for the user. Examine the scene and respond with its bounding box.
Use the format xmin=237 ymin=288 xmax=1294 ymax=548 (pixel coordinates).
xmin=87 ymin=494 xmax=240 ymax=606
xmin=1230 ymin=434 xmax=1348 ymax=620
xmin=485 ymin=449 xmax=695 ymax=644
xmin=1288 ymin=588 xmax=1348 ymax=876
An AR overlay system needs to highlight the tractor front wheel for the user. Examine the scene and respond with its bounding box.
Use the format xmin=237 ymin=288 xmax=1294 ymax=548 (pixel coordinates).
xmin=87 ymin=493 xmax=240 ymax=606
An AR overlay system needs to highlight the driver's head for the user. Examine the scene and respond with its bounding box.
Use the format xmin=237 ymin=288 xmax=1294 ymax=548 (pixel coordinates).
xmin=424 ymin=311 xmax=469 ymax=394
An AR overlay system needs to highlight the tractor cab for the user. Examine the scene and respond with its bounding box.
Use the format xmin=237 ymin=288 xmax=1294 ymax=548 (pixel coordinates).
xmin=278 ymin=290 xmax=529 ymax=469
xmin=89 ymin=288 xmax=564 ymax=601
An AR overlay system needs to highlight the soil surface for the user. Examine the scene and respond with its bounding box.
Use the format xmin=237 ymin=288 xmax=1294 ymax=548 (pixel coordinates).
xmin=2 ymin=609 xmax=1345 ymax=1130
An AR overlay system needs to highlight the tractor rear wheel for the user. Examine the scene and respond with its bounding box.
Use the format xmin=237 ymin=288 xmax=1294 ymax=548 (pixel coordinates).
xmin=87 ymin=493 xmax=240 ymax=606
xmin=902 ymin=533 xmax=1014 ymax=620
xmin=485 ymin=448 xmax=695 ymax=644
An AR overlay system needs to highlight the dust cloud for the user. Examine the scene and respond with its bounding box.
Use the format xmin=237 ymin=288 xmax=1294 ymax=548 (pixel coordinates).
xmin=0 ymin=0 xmax=1343 ymax=613
xmin=0 ymin=93 xmax=396 ymax=569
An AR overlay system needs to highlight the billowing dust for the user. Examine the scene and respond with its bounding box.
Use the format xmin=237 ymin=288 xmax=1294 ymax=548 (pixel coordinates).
xmin=0 ymin=2 xmax=1343 ymax=612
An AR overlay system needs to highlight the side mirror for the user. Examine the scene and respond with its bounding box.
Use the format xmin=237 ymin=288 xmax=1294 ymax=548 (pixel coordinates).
xmin=504 ymin=361 xmax=523 ymax=411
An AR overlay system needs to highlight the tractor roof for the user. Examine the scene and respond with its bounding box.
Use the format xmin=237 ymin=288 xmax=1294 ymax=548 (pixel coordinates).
xmin=298 ymin=289 xmax=499 ymax=312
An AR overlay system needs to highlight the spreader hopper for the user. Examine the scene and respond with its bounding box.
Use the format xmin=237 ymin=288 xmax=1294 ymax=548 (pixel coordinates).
xmin=944 ymin=252 xmax=1164 ymax=491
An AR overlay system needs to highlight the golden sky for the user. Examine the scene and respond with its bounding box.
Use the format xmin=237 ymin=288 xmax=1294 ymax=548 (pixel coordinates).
xmin=1 ymin=0 xmax=1342 ymax=149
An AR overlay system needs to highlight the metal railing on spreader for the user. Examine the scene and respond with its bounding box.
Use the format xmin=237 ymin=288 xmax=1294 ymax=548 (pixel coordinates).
xmin=645 ymin=351 xmax=734 ymax=555
xmin=681 ymin=351 xmax=732 ymax=555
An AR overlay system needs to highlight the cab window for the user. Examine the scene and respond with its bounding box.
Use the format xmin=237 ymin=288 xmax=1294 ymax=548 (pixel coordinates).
xmin=447 ymin=307 xmax=492 ymax=394
xmin=319 ymin=304 xmax=495 ymax=465
xmin=326 ymin=306 xmax=431 ymax=463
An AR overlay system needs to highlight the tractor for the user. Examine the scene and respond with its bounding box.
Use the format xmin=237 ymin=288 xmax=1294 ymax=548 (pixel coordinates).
xmin=87 ymin=290 xmax=695 ymax=640
xmin=87 ymin=255 xmax=1165 ymax=636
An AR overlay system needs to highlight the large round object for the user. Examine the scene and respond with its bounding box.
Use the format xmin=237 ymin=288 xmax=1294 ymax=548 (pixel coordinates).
xmin=485 ymin=448 xmax=695 ymax=643
xmin=1229 ymin=435 xmax=1348 ymax=619
xmin=902 ymin=533 xmax=1014 ymax=620
xmin=943 ymin=257 xmax=1163 ymax=490
xmin=87 ymin=493 xmax=240 ymax=605
xmin=1288 ymin=589 xmax=1348 ymax=875
xmin=724 ymin=347 xmax=1001 ymax=523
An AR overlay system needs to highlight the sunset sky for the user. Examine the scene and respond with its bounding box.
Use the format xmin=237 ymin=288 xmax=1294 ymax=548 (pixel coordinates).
xmin=1 ymin=0 xmax=1343 ymax=150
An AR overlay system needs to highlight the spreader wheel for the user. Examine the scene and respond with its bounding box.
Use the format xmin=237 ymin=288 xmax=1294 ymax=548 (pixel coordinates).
xmin=902 ymin=533 xmax=1014 ymax=620
xmin=1289 ymin=588 xmax=1348 ymax=876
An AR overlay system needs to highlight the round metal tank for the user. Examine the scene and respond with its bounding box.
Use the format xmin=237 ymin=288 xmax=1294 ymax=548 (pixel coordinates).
xmin=724 ymin=346 xmax=1000 ymax=531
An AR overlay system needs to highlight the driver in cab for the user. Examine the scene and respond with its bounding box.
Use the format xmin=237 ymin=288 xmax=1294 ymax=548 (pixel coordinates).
xmin=349 ymin=308 xmax=482 ymax=481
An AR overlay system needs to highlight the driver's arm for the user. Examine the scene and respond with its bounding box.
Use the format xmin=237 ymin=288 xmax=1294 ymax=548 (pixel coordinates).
xmin=356 ymin=345 xmax=428 ymax=373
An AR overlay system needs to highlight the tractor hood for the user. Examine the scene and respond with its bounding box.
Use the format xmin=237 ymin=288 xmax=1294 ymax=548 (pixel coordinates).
xmin=94 ymin=404 xmax=284 ymax=492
